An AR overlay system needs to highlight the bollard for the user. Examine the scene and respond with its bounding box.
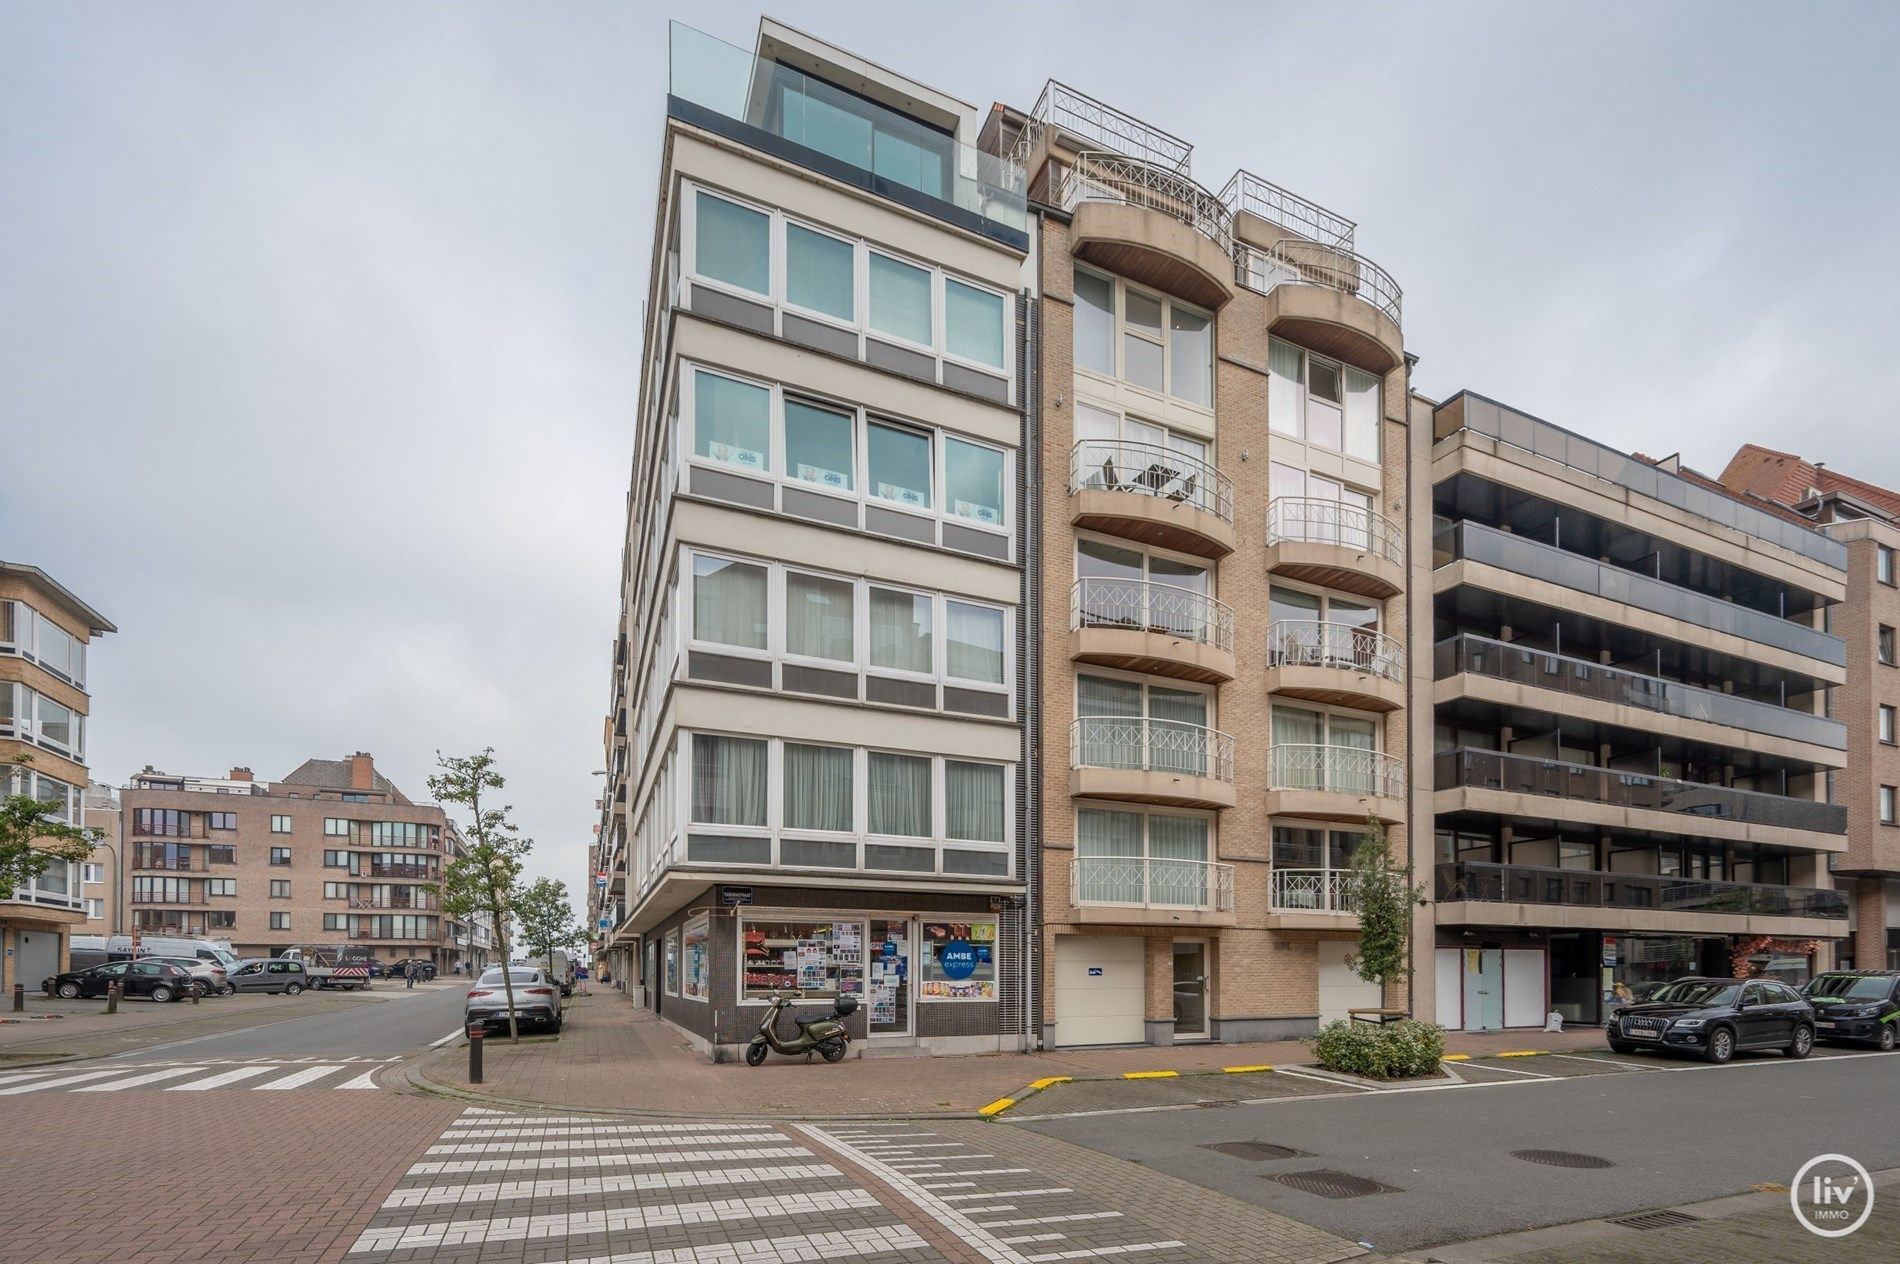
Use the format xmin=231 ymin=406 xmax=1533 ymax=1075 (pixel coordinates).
xmin=105 ymin=981 xmax=120 ymax=1015
xmin=191 ymin=986 xmax=200 ymax=1006
xmin=467 ymin=1025 xmax=485 ymax=1084
xmin=12 ymin=983 xmax=23 ymax=1012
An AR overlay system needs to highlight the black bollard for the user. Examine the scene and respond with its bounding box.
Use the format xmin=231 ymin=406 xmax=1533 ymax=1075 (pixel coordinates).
xmin=12 ymin=983 xmax=23 ymax=1012
xmin=468 ymin=1026 xmax=484 ymax=1084
xmin=105 ymin=981 xmax=120 ymax=1015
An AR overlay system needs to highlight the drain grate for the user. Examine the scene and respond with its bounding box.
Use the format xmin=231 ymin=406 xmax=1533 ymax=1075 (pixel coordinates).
xmin=1201 ymin=1141 xmax=1304 ymax=1161
xmin=1610 ymin=1210 xmax=1703 ymax=1231
xmin=1269 ymin=1169 xmax=1397 ymax=1199
xmin=1512 ymin=1149 xmax=1615 ymax=1170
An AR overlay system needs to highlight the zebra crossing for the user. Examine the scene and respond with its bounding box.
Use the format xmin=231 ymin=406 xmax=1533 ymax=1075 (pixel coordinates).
xmin=0 ymin=1056 xmax=396 ymax=1094
xmin=348 ymin=1107 xmax=1193 ymax=1264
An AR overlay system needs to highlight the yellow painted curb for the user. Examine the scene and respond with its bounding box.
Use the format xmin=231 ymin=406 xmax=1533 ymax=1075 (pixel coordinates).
xmin=1221 ymin=1064 xmax=1273 ymax=1074
xmin=1027 ymin=1076 xmax=1072 ymax=1091
xmin=1123 ymin=1070 xmax=1179 ymax=1080
xmin=978 ymin=1097 xmax=1016 ymax=1117
xmin=1497 ymin=1050 xmax=1550 ymax=1058
xmin=1440 ymin=1054 xmax=1471 ymax=1062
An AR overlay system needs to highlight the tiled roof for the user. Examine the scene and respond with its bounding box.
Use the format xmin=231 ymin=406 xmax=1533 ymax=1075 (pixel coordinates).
xmin=277 ymin=757 xmax=412 ymax=805
xmin=1719 ymin=444 xmax=1900 ymax=521
xmin=1633 ymin=452 xmax=1821 ymax=528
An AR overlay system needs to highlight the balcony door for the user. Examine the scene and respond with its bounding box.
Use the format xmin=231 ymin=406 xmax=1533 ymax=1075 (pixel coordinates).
xmin=1077 ymin=674 xmax=1210 ymax=777
xmin=1076 ymin=537 xmax=1211 ymax=641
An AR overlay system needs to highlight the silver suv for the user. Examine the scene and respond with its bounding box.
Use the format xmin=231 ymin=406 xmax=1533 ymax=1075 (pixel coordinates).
xmin=465 ymin=967 xmax=563 ymax=1032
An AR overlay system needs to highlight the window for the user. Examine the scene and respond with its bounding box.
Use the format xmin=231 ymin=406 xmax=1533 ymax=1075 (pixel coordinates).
xmin=680 ymin=915 xmax=710 ymax=1001
xmin=207 ymin=812 xmax=236 ymax=831
xmin=740 ymin=917 xmax=862 ymax=1001
xmin=868 ymin=419 xmax=931 ymax=508
xmin=1880 ymin=544 xmax=1895 ymax=586
xmin=1076 ymin=806 xmax=1210 ymax=906
xmin=1073 ymin=268 xmax=1212 ymax=404
xmin=691 ymin=734 xmax=767 ymax=827
xmin=341 ymin=793 xmax=369 ymax=803
xmin=1270 ymin=705 xmax=1381 ymax=792
xmin=1073 ymin=269 xmax=1115 ymax=376
xmin=785 ymin=571 xmax=854 ymax=662
xmin=205 ymin=878 xmax=237 ymax=897
xmin=1883 ymin=706 xmax=1896 ymax=745
xmin=693 ymin=189 xmax=769 ymax=295
xmin=784 ymin=222 xmax=854 ymax=320
xmin=271 ymin=815 xmax=291 ymax=834
xmin=869 ymin=752 xmax=931 ymax=837
xmin=133 ymin=808 xmax=191 ymax=837
xmin=944 ymin=278 xmax=1005 ymax=369
xmin=920 ymin=919 xmax=996 ymax=1000
xmin=84 ymin=897 xmax=104 ymax=919
xmin=693 ymin=369 xmax=771 ymax=471
xmin=944 ymin=437 xmax=1004 ymax=525
xmin=870 ymin=588 xmax=933 ymax=674
xmin=692 ymin=555 xmax=768 ymax=651
xmin=945 ymin=601 xmax=1004 ymax=685
xmin=324 ymin=882 xmax=348 ymax=899
xmin=323 ymin=850 xmax=350 ymax=868
xmin=1073 ymin=538 xmax=1212 ymax=639
xmin=270 ymin=879 xmax=291 ymax=899
xmin=81 ymin=863 xmax=103 ymax=884
xmin=664 ymin=929 xmax=680 ymax=995
xmin=1076 ymin=673 xmax=1213 ymax=776
xmin=206 ymin=910 xmax=235 ymax=931
xmin=324 ymin=913 xmax=347 ymax=932
xmin=1883 ymin=626 xmax=1896 ymax=666
xmin=208 ymin=844 xmax=236 ymax=865
xmin=945 ymin=761 xmax=1004 ymax=843
xmin=324 ymin=818 xmax=352 ymax=837
xmin=869 ymin=252 xmax=932 ymax=345
xmin=1269 ymin=338 xmax=1380 ymax=461
xmin=1883 ymin=786 xmax=1897 ymax=825
xmin=784 ymin=743 xmax=852 ymax=833
xmin=270 ymin=911 xmax=291 ymax=931
xmin=784 ymin=398 xmax=853 ymax=491
xmin=269 ymin=847 xmax=292 ymax=866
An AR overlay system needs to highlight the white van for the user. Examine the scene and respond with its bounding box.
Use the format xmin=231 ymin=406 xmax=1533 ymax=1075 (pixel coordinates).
xmin=542 ymin=950 xmax=576 ymax=997
xmin=70 ymin=934 xmax=242 ymax=971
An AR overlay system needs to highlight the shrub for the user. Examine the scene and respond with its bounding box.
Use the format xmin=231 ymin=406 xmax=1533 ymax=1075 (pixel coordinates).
xmin=1311 ymin=1018 xmax=1446 ymax=1080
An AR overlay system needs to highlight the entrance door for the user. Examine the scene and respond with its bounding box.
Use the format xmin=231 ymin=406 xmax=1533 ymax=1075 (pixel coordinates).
xmin=870 ymin=919 xmax=913 ymax=1037
xmin=1172 ymin=941 xmax=1208 ymax=1039
xmin=1463 ymin=948 xmax=1504 ymax=1031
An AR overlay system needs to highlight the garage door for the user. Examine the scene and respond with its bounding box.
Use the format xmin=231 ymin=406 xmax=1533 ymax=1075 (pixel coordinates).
xmin=1317 ymin=940 xmax=1382 ymax=1026
xmin=1054 ymin=935 xmax=1144 ymax=1047
xmin=15 ymin=931 xmax=61 ymax=990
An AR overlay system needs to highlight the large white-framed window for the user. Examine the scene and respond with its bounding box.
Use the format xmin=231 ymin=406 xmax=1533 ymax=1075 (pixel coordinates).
xmin=1073 ymin=534 xmax=1215 ymax=641
xmin=1268 ymin=461 xmax=1379 ymax=549
xmin=1072 ymin=266 xmax=1211 ymax=406
xmin=682 ymin=184 xmax=1015 ymax=381
xmin=680 ymin=914 xmax=710 ymax=1000
xmin=1268 ymin=338 xmax=1381 ymax=461
xmin=1074 ymin=802 xmax=1215 ymax=906
xmin=5 ymin=766 xmax=80 ymax=824
xmin=0 ymin=682 xmax=85 ymax=761
xmin=1074 ymin=669 xmax=1217 ymax=777
xmin=0 ymin=601 xmax=86 ymax=688
xmin=1267 ymin=580 xmax=1385 ymax=670
xmin=1269 ymin=703 xmax=1383 ymax=793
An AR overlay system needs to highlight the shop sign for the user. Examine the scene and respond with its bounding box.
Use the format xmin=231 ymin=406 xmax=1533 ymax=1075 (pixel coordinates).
xmin=1087 ymin=966 xmax=1103 ymax=977
xmin=937 ymin=940 xmax=979 ymax=981
xmin=1602 ymin=936 xmax=1619 ymax=967
xmin=719 ymin=885 xmax=754 ymax=906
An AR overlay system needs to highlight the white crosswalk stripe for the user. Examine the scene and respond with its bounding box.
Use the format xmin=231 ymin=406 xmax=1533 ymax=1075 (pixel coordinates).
xmin=0 ymin=1059 xmax=393 ymax=1093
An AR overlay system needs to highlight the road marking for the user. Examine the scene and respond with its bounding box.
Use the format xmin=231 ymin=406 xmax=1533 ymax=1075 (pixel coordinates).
xmin=1121 ymin=1070 xmax=1178 ymax=1080
xmin=74 ymin=1066 xmax=207 ymax=1092
xmin=1463 ymin=1061 xmax=1556 ymax=1080
xmin=408 ymin=1144 xmax=813 ymax=1177
xmin=254 ymin=1064 xmax=346 ymax=1090
xmin=405 ymin=1226 xmax=932 ymax=1264
xmin=1001 ymin=1234 xmax=1068 ymax=1244
xmin=0 ymin=1071 xmax=54 ymax=1087
xmin=978 ymin=1213 xmax=1124 ymax=1228
xmin=442 ymin=1117 xmax=734 ymax=1130
xmin=0 ymin=1068 xmax=135 ymax=1094
xmin=922 ymin=1180 xmax=977 ymax=1188
xmin=1269 ymin=1066 xmax=1379 ymax=1091
xmin=1547 ymin=1052 xmax=1659 ymax=1073
xmin=942 ymin=1188 xmax=1072 ymax=1201
xmin=426 ymin=1133 xmax=783 ymax=1156
xmin=444 ymin=1125 xmax=778 ymax=1141
xmin=383 ymin=1162 xmax=841 ymax=1209
xmin=429 ymin=1028 xmax=466 ymax=1048
xmin=167 ymin=1066 xmax=277 ymax=1091
xmin=1027 ymin=1243 xmax=1185 ymax=1261
xmin=336 ymin=1068 xmax=380 ymax=1089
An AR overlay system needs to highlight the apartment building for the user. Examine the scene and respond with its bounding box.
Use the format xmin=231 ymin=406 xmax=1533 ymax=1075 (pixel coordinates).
xmin=121 ymin=753 xmax=471 ymax=968
xmin=1422 ymin=396 xmax=1851 ymax=1030
xmin=595 ymin=20 xmax=1033 ymax=1058
xmin=81 ymin=781 xmax=122 ymax=933
xmin=1719 ymin=445 xmax=1900 ymax=972
xmin=0 ymin=560 xmax=115 ymax=991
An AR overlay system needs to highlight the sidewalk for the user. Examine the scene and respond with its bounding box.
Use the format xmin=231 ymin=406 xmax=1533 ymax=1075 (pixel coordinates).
xmin=410 ymin=989 xmax=1611 ymax=1119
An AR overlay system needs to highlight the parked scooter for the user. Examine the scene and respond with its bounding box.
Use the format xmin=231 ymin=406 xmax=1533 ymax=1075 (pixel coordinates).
xmin=745 ymin=992 xmax=856 ymax=1065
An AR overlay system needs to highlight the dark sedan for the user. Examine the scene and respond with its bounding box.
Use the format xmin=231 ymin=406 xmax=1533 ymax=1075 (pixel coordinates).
xmin=45 ymin=959 xmax=193 ymax=1003
xmin=1802 ymin=971 xmax=1900 ymax=1050
xmin=1607 ymin=976 xmax=1815 ymax=1063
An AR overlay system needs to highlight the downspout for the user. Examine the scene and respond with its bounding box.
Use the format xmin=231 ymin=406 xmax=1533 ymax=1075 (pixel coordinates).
xmin=1020 ymin=216 xmax=1044 ymax=1052
xmin=1403 ymin=356 xmax=1420 ymax=1021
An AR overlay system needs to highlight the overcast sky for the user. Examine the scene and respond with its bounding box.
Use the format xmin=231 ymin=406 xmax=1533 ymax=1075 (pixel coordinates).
xmin=6 ymin=2 xmax=1900 ymax=904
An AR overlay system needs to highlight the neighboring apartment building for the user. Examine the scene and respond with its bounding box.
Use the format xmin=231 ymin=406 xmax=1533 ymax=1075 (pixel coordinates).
xmin=1422 ymin=396 xmax=1851 ymax=1030
xmin=81 ymin=781 xmax=122 ymax=933
xmin=1719 ymin=444 xmax=1900 ymax=972
xmin=121 ymin=753 xmax=469 ymax=968
xmin=0 ymin=561 xmax=115 ymax=991
xmin=596 ymin=19 xmax=1033 ymax=1058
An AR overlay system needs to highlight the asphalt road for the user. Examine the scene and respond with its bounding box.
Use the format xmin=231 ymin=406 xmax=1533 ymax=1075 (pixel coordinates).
xmin=1019 ymin=1050 xmax=1900 ymax=1252
xmin=108 ymin=982 xmax=469 ymax=1061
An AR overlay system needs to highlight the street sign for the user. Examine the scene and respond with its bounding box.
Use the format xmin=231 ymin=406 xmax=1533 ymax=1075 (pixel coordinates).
xmin=719 ymin=885 xmax=754 ymax=906
xmin=596 ymin=872 xmax=608 ymax=888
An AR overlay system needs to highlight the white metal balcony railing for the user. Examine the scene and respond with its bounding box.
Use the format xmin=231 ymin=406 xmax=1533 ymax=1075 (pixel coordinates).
xmin=1012 ymin=80 xmax=1193 ymax=172
xmin=1071 ymin=438 xmax=1234 ymax=524
xmin=1266 ymin=620 xmax=1405 ymax=685
xmin=1269 ymin=869 xmax=1356 ymax=915
xmin=1217 ymin=169 xmax=1355 ymax=250
xmin=1072 ymin=855 xmax=1235 ymax=912
xmin=1266 ymin=496 xmax=1404 ymax=566
xmin=1268 ymin=744 xmax=1406 ymax=799
xmin=1071 ymin=717 xmax=1236 ymax=783
xmin=1060 ymin=151 xmax=1234 ymax=257
xmin=1072 ymin=578 xmax=1235 ymax=653
xmin=1236 ymin=237 xmax=1403 ymax=328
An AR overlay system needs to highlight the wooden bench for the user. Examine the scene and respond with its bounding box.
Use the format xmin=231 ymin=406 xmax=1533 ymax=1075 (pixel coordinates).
xmin=1347 ymin=1007 xmax=1408 ymax=1026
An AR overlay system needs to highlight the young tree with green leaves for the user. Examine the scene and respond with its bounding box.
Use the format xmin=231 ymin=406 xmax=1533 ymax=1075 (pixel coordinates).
xmin=1344 ymin=815 xmax=1425 ymax=996
xmin=2 ymin=756 xmax=99 ymax=920
xmin=512 ymin=876 xmax=583 ymax=979
xmin=429 ymin=750 xmax=530 ymax=1042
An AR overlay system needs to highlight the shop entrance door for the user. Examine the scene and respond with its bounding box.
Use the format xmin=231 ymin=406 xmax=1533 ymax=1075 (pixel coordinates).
xmin=1172 ymin=941 xmax=1208 ymax=1039
xmin=870 ymin=919 xmax=914 ymax=1037
xmin=1463 ymin=948 xmax=1504 ymax=1031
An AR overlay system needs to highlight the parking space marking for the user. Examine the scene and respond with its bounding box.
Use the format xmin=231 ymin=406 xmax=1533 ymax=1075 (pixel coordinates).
xmin=0 ymin=1070 xmax=54 ymax=1087
xmin=1460 ymin=1060 xmax=1556 ymax=1079
xmin=1546 ymin=1052 xmax=1660 ymax=1072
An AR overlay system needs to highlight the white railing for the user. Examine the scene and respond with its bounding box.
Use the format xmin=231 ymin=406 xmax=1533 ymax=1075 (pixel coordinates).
xmin=1267 ymin=620 xmax=1404 ymax=685
xmin=1015 ymin=80 xmax=1192 ymax=172
xmin=1072 ymin=578 xmax=1234 ymax=653
xmin=1060 ymin=151 xmax=1233 ymax=257
xmin=1236 ymin=238 xmax=1402 ymax=328
xmin=1268 ymin=744 xmax=1405 ymax=799
xmin=1217 ymin=169 xmax=1355 ymax=249
xmin=1072 ymin=717 xmax=1235 ymax=783
xmin=1072 ymin=855 xmax=1234 ymax=911
xmin=1071 ymin=439 xmax=1234 ymax=524
xmin=1266 ymin=497 xmax=1403 ymax=566
xmin=1270 ymin=869 xmax=1357 ymax=914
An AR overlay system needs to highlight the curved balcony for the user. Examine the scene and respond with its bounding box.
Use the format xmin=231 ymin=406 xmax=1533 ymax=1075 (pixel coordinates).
xmin=1237 ymin=239 xmax=1403 ymax=372
xmin=1061 ymin=151 xmax=1236 ymax=308
xmin=1070 ymin=855 xmax=1236 ymax=927
xmin=1071 ymin=439 xmax=1235 ymax=558
xmin=1071 ymin=716 xmax=1237 ymax=809
xmin=1071 ymin=578 xmax=1235 ymax=684
xmin=1265 ymin=497 xmax=1404 ymax=598
xmin=1266 ymin=620 xmax=1405 ymax=712
xmin=1267 ymin=868 xmax=1360 ymax=930
xmin=1266 ymin=744 xmax=1405 ymax=822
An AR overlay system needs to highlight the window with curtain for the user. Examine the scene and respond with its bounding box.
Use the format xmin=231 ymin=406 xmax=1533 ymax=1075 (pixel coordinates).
xmin=945 ymin=279 xmax=1005 ymax=368
xmin=1271 ymin=705 xmax=1323 ymax=790
xmin=1268 ymin=338 xmax=1304 ymax=437
xmin=693 ymin=370 xmax=770 ymax=469
xmin=1169 ymin=307 xmax=1211 ymax=406
xmin=867 ymin=420 xmax=932 ymax=508
xmin=785 ymin=572 xmax=854 ymax=662
xmin=784 ymin=398 xmax=854 ymax=490
xmin=1147 ymin=685 xmax=1209 ymax=776
xmin=868 ymin=752 xmax=931 ymax=836
xmin=692 ymin=556 xmax=767 ymax=650
xmin=944 ymin=761 xmax=1004 ymax=842
xmin=1343 ymin=367 xmax=1381 ymax=461
xmin=869 ymin=588 xmax=933 ymax=673
xmin=869 ymin=253 xmax=932 ymax=345
xmin=1146 ymin=813 xmax=1209 ymax=906
xmin=691 ymin=734 xmax=767 ymax=827
xmin=945 ymin=438 xmax=1004 ymax=525
xmin=694 ymin=191 xmax=770 ymax=295
xmin=1076 ymin=807 xmax=1144 ymax=902
xmin=1329 ymin=715 xmax=1376 ymax=793
xmin=1073 ymin=269 xmax=1115 ymax=376
xmin=1121 ymin=289 xmax=1165 ymax=391
xmin=945 ymin=601 xmax=1004 ymax=684
xmin=1076 ymin=675 xmax=1143 ymax=769
xmin=783 ymin=743 xmax=853 ymax=832
xmin=785 ymin=223 xmax=855 ymax=321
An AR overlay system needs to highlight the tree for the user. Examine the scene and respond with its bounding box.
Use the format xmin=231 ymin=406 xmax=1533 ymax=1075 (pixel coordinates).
xmin=1343 ymin=815 xmax=1424 ymax=995
xmin=512 ymin=877 xmax=583 ymax=977
xmin=2 ymin=755 xmax=98 ymax=897
xmin=430 ymin=750 xmax=530 ymax=1042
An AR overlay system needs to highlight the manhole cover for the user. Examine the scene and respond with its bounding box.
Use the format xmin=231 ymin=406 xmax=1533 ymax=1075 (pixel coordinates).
xmin=1609 ymin=1210 xmax=1702 ymax=1231
xmin=1269 ymin=1169 xmax=1397 ymax=1199
xmin=1512 ymin=1149 xmax=1614 ymax=1170
xmin=1201 ymin=1141 xmax=1303 ymax=1161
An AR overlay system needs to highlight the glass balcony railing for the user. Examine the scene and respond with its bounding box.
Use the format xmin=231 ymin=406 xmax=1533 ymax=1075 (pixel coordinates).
xmin=668 ymin=23 xmax=1027 ymax=239
xmin=1434 ymin=634 xmax=1844 ymax=750
xmin=1435 ymin=520 xmax=1846 ymax=667
xmin=1436 ymin=748 xmax=1846 ymax=836
xmin=1435 ymin=861 xmax=1847 ymax=921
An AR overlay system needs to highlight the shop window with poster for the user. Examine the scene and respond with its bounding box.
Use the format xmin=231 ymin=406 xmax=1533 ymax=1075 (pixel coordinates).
xmin=664 ymin=929 xmax=680 ymax=995
xmin=680 ymin=915 xmax=710 ymax=1000
xmin=920 ymin=919 xmax=996 ymax=1000
xmin=740 ymin=917 xmax=866 ymax=1000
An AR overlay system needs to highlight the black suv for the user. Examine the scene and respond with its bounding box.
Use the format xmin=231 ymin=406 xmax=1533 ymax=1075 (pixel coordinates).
xmin=1607 ymin=976 xmax=1815 ymax=1063
xmin=1801 ymin=971 xmax=1900 ymax=1051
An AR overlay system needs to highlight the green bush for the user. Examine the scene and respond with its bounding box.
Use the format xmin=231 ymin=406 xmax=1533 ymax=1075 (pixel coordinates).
xmin=1310 ymin=1018 xmax=1446 ymax=1079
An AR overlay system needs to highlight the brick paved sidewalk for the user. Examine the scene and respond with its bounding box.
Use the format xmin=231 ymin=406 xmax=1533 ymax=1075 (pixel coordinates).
xmin=411 ymin=990 xmax=1610 ymax=1119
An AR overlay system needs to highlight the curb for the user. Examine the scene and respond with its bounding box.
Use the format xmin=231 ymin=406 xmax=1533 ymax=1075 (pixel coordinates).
xmin=980 ymin=1062 xmax=1277 ymax=1118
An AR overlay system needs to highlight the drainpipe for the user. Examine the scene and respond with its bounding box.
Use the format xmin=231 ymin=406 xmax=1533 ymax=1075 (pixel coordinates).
xmin=1019 ymin=216 xmax=1044 ymax=1053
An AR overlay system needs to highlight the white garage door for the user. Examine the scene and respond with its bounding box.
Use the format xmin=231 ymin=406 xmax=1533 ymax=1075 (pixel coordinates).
xmin=1317 ymin=940 xmax=1382 ymax=1026
xmin=15 ymin=930 xmax=61 ymax=990
xmin=1054 ymin=935 xmax=1145 ymax=1047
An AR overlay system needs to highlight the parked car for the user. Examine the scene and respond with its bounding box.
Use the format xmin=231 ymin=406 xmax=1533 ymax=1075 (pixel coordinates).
xmin=1801 ymin=971 xmax=1900 ymax=1051
xmin=364 ymin=958 xmax=385 ymax=979
xmin=1607 ymin=976 xmax=1815 ymax=1063
xmin=390 ymin=958 xmax=437 ymax=980
xmin=226 ymin=958 xmax=311 ymax=995
xmin=45 ymin=959 xmax=193 ymax=1003
xmin=465 ymin=966 xmax=563 ymax=1032
xmin=142 ymin=955 xmax=228 ymax=998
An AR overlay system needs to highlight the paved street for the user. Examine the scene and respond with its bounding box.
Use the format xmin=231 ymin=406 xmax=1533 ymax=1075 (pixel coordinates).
xmin=100 ymin=980 xmax=468 ymax=1061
